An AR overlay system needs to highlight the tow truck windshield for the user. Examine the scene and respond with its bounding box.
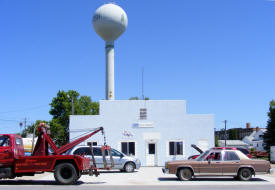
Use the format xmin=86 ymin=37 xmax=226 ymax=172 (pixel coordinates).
xmin=0 ymin=135 xmax=10 ymax=147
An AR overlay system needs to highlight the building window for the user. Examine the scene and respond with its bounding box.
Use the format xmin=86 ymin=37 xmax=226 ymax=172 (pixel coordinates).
xmin=169 ymin=141 xmax=183 ymax=155
xmin=140 ymin=108 xmax=147 ymax=120
xmin=87 ymin=142 xmax=97 ymax=146
xmin=121 ymin=142 xmax=135 ymax=156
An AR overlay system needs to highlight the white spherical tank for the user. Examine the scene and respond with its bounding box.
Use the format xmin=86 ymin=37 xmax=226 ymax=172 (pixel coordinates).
xmin=92 ymin=3 xmax=128 ymax=42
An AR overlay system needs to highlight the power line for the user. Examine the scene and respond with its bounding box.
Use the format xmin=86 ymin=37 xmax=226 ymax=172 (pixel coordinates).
xmin=0 ymin=118 xmax=21 ymax=122
xmin=0 ymin=105 xmax=49 ymax=115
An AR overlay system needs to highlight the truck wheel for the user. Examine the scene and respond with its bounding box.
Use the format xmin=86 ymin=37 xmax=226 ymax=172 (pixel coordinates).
xmin=124 ymin=162 xmax=135 ymax=173
xmin=177 ymin=168 xmax=193 ymax=181
xmin=238 ymin=168 xmax=252 ymax=181
xmin=54 ymin=163 xmax=78 ymax=185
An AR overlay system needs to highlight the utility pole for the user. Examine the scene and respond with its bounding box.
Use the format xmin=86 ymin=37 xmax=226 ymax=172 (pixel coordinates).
xmin=24 ymin=117 xmax=27 ymax=129
xmin=19 ymin=118 xmax=27 ymax=134
xmin=31 ymin=123 xmax=35 ymax=153
xmin=141 ymin=67 xmax=144 ymax=100
xmin=72 ymin=98 xmax=74 ymax=115
xmin=224 ymin=120 xmax=227 ymax=147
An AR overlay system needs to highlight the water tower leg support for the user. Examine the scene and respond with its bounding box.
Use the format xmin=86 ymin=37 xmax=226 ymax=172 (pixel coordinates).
xmin=105 ymin=41 xmax=115 ymax=100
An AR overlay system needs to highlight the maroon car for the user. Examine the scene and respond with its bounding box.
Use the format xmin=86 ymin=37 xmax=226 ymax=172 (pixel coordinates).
xmin=163 ymin=148 xmax=272 ymax=181
xmin=188 ymin=145 xmax=251 ymax=160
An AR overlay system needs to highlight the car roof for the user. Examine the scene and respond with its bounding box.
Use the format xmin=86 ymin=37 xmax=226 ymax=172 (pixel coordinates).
xmin=73 ymin=145 xmax=103 ymax=148
xmin=207 ymin=149 xmax=250 ymax=160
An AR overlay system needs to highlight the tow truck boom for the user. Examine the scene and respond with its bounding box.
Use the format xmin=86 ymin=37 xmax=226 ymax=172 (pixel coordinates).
xmin=32 ymin=125 xmax=104 ymax=156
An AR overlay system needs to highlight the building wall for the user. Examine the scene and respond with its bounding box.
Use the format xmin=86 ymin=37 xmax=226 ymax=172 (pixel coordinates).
xmin=69 ymin=100 xmax=214 ymax=166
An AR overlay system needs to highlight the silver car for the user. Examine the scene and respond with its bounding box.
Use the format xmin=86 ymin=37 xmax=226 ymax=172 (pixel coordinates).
xmin=68 ymin=146 xmax=141 ymax=172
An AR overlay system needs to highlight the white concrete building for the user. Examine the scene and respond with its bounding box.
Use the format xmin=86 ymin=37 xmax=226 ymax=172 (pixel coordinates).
xmin=69 ymin=100 xmax=214 ymax=166
xmin=242 ymin=128 xmax=266 ymax=151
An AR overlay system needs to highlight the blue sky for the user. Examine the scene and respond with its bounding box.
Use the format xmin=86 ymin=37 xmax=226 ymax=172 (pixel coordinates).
xmin=0 ymin=0 xmax=274 ymax=134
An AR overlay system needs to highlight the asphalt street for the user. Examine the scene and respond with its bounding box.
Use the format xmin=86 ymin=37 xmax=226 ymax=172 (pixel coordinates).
xmin=0 ymin=185 xmax=275 ymax=190
xmin=0 ymin=166 xmax=274 ymax=190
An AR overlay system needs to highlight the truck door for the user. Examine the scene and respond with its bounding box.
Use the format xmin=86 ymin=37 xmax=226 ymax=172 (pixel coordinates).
xmin=0 ymin=135 xmax=12 ymax=160
xmin=14 ymin=137 xmax=24 ymax=158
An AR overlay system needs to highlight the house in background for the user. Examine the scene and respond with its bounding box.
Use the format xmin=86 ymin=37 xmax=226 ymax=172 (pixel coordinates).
xmin=218 ymin=140 xmax=249 ymax=148
xmin=242 ymin=128 xmax=266 ymax=151
xmin=215 ymin=123 xmax=265 ymax=140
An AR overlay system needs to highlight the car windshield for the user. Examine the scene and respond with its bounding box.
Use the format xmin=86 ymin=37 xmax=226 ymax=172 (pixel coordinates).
xmin=196 ymin=150 xmax=210 ymax=161
xmin=111 ymin=149 xmax=123 ymax=157
xmin=0 ymin=135 xmax=10 ymax=147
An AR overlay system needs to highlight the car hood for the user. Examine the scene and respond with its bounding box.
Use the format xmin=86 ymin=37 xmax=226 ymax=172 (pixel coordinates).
xmin=123 ymin=155 xmax=138 ymax=161
xmin=191 ymin=144 xmax=204 ymax=154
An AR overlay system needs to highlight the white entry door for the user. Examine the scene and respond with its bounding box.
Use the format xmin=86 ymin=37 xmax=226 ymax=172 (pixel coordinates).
xmin=146 ymin=143 xmax=157 ymax=166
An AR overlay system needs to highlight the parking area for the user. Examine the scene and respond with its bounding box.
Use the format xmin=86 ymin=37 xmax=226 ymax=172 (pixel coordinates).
xmin=2 ymin=165 xmax=274 ymax=186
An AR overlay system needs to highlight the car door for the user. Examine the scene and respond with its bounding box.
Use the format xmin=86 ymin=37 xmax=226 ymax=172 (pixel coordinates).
xmin=92 ymin=147 xmax=104 ymax=169
xmin=199 ymin=151 xmax=223 ymax=175
xmin=73 ymin=147 xmax=92 ymax=164
xmin=222 ymin=151 xmax=241 ymax=175
xmin=107 ymin=149 xmax=123 ymax=169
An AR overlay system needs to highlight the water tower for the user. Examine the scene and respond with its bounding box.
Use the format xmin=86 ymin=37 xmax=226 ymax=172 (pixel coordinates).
xmin=92 ymin=3 xmax=128 ymax=100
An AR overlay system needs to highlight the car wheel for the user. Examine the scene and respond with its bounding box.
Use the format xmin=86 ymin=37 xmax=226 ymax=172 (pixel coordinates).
xmin=124 ymin=162 xmax=135 ymax=173
xmin=177 ymin=168 xmax=193 ymax=181
xmin=54 ymin=163 xmax=78 ymax=185
xmin=238 ymin=168 xmax=252 ymax=181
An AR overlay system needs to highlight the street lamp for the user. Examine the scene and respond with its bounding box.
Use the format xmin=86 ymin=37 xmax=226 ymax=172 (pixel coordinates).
xmin=67 ymin=95 xmax=74 ymax=115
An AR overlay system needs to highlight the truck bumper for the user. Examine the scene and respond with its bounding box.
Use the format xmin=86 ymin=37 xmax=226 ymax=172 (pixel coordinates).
xmin=162 ymin=168 xmax=169 ymax=174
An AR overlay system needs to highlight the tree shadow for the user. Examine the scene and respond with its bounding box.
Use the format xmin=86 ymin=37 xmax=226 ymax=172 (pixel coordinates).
xmin=0 ymin=180 xmax=105 ymax=186
xmin=0 ymin=180 xmax=58 ymax=186
xmin=158 ymin=177 xmax=268 ymax=182
xmin=99 ymin=170 xmax=138 ymax=174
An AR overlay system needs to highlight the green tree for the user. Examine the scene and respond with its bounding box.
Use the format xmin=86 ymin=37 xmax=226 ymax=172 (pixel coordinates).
xmin=263 ymin=100 xmax=275 ymax=155
xmin=228 ymin=129 xmax=238 ymax=140
xmin=215 ymin=135 xmax=219 ymax=147
xmin=49 ymin=118 xmax=67 ymax=146
xmin=129 ymin=96 xmax=150 ymax=100
xmin=129 ymin=96 xmax=139 ymax=100
xmin=49 ymin=90 xmax=99 ymax=146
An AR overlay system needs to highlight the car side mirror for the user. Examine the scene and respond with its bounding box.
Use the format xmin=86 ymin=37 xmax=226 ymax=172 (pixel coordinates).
xmin=120 ymin=154 xmax=124 ymax=158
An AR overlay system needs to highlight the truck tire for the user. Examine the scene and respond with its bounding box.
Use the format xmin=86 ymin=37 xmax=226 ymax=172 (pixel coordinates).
xmin=54 ymin=163 xmax=78 ymax=185
xmin=238 ymin=168 xmax=252 ymax=181
xmin=177 ymin=168 xmax=193 ymax=181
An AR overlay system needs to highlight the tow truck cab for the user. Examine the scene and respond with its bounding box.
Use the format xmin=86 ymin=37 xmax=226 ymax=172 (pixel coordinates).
xmin=0 ymin=134 xmax=24 ymax=164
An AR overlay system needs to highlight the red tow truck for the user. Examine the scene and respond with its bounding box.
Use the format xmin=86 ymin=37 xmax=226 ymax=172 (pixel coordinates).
xmin=0 ymin=123 xmax=111 ymax=185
